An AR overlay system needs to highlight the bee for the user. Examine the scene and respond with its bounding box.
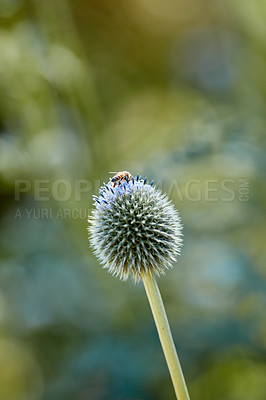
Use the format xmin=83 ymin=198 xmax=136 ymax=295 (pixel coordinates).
xmin=109 ymin=171 xmax=133 ymax=187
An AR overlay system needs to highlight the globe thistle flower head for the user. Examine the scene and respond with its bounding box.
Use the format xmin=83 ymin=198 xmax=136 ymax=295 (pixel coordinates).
xmin=88 ymin=173 xmax=183 ymax=282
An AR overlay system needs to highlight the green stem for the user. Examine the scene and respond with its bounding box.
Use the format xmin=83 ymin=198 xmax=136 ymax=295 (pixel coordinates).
xmin=142 ymin=273 xmax=190 ymax=400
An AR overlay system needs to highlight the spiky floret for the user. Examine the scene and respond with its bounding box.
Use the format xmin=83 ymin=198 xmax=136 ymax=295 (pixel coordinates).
xmin=88 ymin=175 xmax=182 ymax=282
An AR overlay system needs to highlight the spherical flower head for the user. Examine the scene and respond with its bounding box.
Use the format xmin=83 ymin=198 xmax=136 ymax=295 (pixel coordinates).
xmin=88 ymin=174 xmax=183 ymax=282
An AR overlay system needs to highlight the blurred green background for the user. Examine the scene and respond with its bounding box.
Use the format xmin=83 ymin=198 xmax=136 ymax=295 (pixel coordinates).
xmin=0 ymin=0 xmax=266 ymax=399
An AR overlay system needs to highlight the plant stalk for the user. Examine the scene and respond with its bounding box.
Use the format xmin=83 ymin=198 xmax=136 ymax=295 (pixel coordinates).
xmin=142 ymin=273 xmax=190 ymax=400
